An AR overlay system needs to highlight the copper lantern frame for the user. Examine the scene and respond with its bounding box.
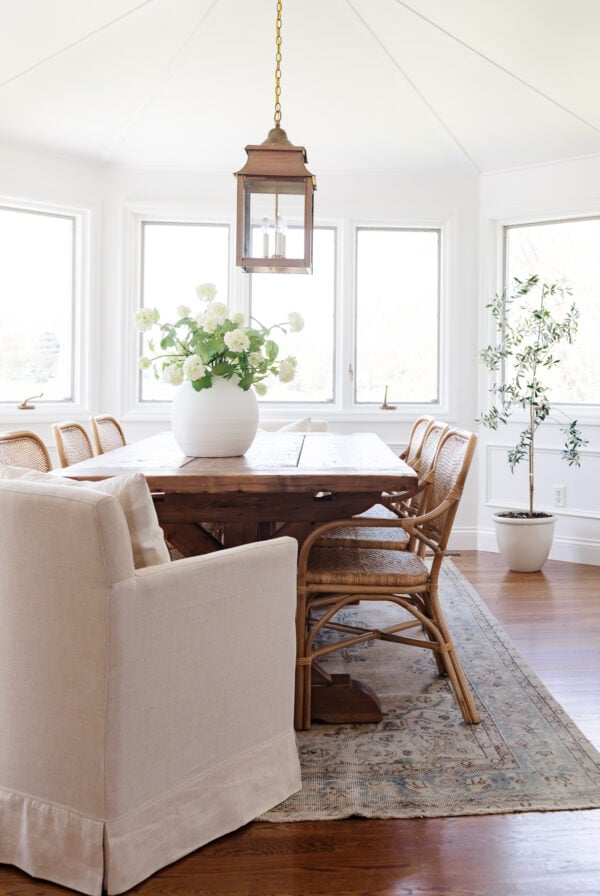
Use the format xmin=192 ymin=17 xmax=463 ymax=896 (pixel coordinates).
xmin=235 ymin=125 xmax=316 ymax=274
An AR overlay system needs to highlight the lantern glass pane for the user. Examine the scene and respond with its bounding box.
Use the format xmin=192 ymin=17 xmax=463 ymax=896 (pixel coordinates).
xmin=246 ymin=182 xmax=306 ymax=260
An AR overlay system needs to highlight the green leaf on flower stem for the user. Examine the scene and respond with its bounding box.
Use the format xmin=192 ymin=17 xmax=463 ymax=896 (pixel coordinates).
xmin=246 ymin=329 xmax=265 ymax=350
xmin=197 ymin=336 xmax=224 ymax=362
xmin=264 ymin=339 xmax=279 ymax=362
xmin=211 ymin=361 xmax=235 ymax=377
xmin=191 ymin=373 xmax=213 ymax=391
xmin=160 ymin=333 xmax=177 ymax=349
xmin=238 ymin=373 xmax=253 ymax=390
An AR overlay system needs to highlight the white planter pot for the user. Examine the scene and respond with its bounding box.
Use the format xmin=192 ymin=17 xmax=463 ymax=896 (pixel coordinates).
xmin=171 ymin=376 xmax=258 ymax=457
xmin=493 ymin=512 xmax=556 ymax=573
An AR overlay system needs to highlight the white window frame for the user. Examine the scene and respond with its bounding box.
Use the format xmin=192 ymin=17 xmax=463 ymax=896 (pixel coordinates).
xmin=481 ymin=199 xmax=600 ymax=427
xmin=122 ymin=203 xmax=236 ymax=421
xmin=0 ymin=195 xmax=93 ymax=425
xmin=352 ymin=224 xmax=442 ymax=408
xmin=123 ymin=206 xmax=456 ymax=424
xmin=336 ymin=214 xmax=455 ymax=424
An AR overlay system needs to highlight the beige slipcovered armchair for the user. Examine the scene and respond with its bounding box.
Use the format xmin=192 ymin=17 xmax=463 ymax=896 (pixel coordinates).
xmin=0 ymin=474 xmax=300 ymax=895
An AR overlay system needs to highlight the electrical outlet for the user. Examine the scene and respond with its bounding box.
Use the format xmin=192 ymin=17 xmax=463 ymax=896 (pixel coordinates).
xmin=553 ymin=485 xmax=567 ymax=507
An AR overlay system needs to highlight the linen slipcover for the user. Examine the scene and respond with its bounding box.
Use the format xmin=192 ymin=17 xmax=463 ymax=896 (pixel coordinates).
xmin=0 ymin=464 xmax=171 ymax=568
xmin=0 ymin=477 xmax=301 ymax=894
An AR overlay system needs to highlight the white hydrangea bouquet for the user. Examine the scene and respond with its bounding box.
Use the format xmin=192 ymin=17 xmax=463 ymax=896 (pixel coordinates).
xmin=134 ymin=282 xmax=303 ymax=395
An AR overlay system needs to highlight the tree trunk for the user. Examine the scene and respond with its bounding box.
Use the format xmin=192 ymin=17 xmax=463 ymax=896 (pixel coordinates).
xmin=529 ymin=403 xmax=535 ymax=516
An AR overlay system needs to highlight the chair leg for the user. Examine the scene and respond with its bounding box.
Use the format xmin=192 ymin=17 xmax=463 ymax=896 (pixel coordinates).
xmin=386 ymin=597 xmax=477 ymax=724
xmin=295 ymin=585 xmax=310 ymax=731
xmin=437 ymin=643 xmax=480 ymax=724
xmin=413 ymin=590 xmax=447 ymax=676
xmin=294 ymin=664 xmax=305 ymax=731
xmin=302 ymin=661 xmax=313 ymax=730
xmin=426 ymin=585 xmax=480 ymax=724
xmin=294 ymin=658 xmax=313 ymax=731
xmin=296 ymin=583 xmax=479 ymax=728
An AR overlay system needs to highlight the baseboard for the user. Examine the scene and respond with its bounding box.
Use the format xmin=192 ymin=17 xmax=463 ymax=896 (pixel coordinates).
xmin=447 ymin=527 xmax=480 ymax=553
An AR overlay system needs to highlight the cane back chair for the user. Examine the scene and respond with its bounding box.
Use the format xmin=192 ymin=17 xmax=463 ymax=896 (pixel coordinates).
xmin=295 ymin=427 xmax=479 ymax=730
xmin=399 ymin=414 xmax=435 ymax=467
xmin=0 ymin=429 xmax=52 ymax=471
xmin=52 ymin=421 xmax=94 ymax=467
xmin=319 ymin=420 xmax=449 ymax=552
xmin=90 ymin=414 xmax=127 ymax=454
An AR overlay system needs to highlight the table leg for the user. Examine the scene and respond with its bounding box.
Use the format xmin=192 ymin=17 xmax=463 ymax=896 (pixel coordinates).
xmin=309 ymin=662 xmax=383 ymax=725
xmin=161 ymin=522 xmax=224 ymax=556
xmin=221 ymin=521 xmax=260 ymax=548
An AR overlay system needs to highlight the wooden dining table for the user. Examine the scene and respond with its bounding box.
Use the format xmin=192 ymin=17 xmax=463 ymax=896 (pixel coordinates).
xmin=58 ymin=429 xmax=418 ymax=724
xmin=58 ymin=429 xmax=418 ymax=552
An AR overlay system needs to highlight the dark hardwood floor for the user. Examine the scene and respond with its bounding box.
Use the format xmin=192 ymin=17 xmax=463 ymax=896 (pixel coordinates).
xmin=1 ymin=551 xmax=599 ymax=896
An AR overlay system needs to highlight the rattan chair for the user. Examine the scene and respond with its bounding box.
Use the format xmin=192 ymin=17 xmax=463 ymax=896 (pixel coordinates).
xmin=0 ymin=429 xmax=52 ymax=471
xmin=90 ymin=414 xmax=126 ymax=454
xmin=52 ymin=421 xmax=94 ymax=467
xmin=375 ymin=412 xmax=437 ymax=516
xmin=319 ymin=420 xmax=449 ymax=552
xmin=295 ymin=427 xmax=479 ymax=730
xmin=399 ymin=414 xmax=435 ymax=466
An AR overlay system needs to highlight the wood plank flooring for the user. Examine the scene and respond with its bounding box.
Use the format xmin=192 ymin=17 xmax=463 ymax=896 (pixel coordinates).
xmin=1 ymin=551 xmax=599 ymax=896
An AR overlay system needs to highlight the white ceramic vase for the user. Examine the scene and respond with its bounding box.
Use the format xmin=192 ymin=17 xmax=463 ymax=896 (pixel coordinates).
xmin=493 ymin=512 xmax=556 ymax=572
xmin=171 ymin=376 xmax=259 ymax=457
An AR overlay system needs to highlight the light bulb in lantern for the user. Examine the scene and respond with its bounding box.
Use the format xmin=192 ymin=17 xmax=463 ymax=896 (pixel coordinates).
xmin=275 ymin=215 xmax=287 ymax=257
xmin=261 ymin=217 xmax=270 ymax=258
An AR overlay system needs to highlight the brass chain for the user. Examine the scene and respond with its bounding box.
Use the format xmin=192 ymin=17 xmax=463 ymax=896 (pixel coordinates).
xmin=274 ymin=0 xmax=282 ymax=126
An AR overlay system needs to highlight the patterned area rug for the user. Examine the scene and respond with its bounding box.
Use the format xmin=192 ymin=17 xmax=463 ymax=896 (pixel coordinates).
xmin=262 ymin=560 xmax=600 ymax=820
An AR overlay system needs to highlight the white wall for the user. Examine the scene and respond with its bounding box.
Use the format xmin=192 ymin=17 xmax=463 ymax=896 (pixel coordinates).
xmin=1 ymin=138 xmax=598 ymax=563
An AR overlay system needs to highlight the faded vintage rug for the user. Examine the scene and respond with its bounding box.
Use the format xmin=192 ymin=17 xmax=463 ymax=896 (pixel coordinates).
xmin=262 ymin=560 xmax=600 ymax=821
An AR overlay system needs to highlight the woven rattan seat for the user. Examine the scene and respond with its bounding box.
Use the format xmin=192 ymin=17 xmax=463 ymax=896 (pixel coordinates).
xmin=319 ymin=504 xmax=410 ymax=551
xmin=305 ymin=545 xmax=429 ymax=587
xmin=357 ymin=503 xmax=398 ymax=519
xmin=295 ymin=427 xmax=479 ymax=731
xmin=0 ymin=430 xmax=52 ymax=471
xmin=90 ymin=414 xmax=127 ymax=454
xmin=320 ymin=420 xmax=448 ymax=552
xmin=52 ymin=421 xmax=94 ymax=467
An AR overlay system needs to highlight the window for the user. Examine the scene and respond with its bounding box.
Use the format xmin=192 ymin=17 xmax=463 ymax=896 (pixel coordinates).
xmin=139 ymin=221 xmax=229 ymax=401
xmin=250 ymin=227 xmax=336 ymax=402
xmin=355 ymin=228 xmax=440 ymax=404
xmin=505 ymin=218 xmax=600 ymax=405
xmin=0 ymin=205 xmax=76 ymax=403
xmin=135 ymin=219 xmax=443 ymax=412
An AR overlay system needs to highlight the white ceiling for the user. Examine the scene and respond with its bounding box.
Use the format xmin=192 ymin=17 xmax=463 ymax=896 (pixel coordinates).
xmin=2 ymin=0 xmax=600 ymax=175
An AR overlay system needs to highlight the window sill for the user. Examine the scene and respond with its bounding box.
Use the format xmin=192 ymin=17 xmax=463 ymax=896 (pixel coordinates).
xmin=123 ymin=401 xmax=446 ymax=426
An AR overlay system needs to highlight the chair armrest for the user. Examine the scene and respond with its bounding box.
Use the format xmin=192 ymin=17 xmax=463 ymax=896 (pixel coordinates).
xmin=381 ymin=468 xmax=434 ymax=513
xmin=297 ymin=492 xmax=458 ymax=573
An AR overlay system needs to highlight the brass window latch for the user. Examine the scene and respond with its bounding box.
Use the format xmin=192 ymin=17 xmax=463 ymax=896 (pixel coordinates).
xmin=18 ymin=392 xmax=44 ymax=409
xmin=380 ymin=385 xmax=396 ymax=410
